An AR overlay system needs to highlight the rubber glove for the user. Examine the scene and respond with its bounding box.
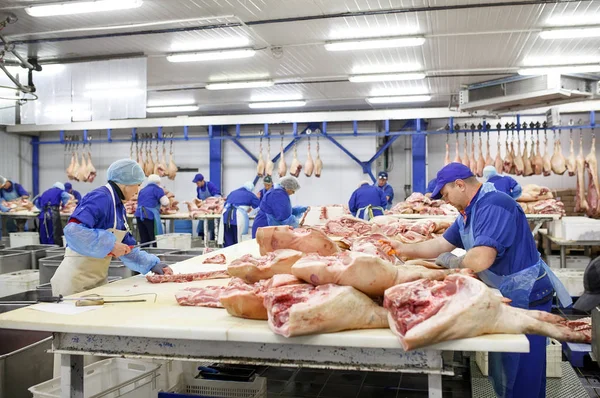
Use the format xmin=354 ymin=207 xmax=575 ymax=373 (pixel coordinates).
xmin=292 ymin=206 xmax=308 ymax=216
xmin=120 ymin=248 xmax=160 ymax=274
xmin=150 ymin=262 xmax=172 ymax=275
xmin=435 ymin=252 xmax=465 ymax=269
xmin=511 ymin=184 xmax=523 ymax=200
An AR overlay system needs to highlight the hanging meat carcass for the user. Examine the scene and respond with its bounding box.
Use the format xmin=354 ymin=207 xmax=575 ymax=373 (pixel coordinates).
xmin=145 ymin=141 xmax=155 ymax=177
xmin=543 ymin=129 xmax=552 ymax=176
xmin=76 ymin=151 xmax=89 ymax=182
xmin=533 ymin=129 xmax=543 ymax=175
xmin=485 ymin=132 xmax=494 ymax=167
xmin=315 ymin=136 xmax=323 ymax=177
xmin=257 ymin=137 xmax=265 ymax=177
xmin=575 ymin=132 xmax=589 ymax=214
xmin=585 ymin=133 xmax=600 ymax=217
xmin=453 ymin=134 xmax=461 ymax=163
xmin=551 ymin=131 xmax=567 ymax=175
xmin=566 ymin=129 xmax=577 ymax=177
xmin=476 ymin=133 xmax=485 ymax=177
xmin=513 ymin=129 xmax=525 ymax=176
xmin=503 ymin=129 xmax=514 ymax=174
xmin=278 ymin=135 xmax=287 ymax=177
xmin=265 ymin=138 xmax=274 ymax=177
xmin=304 ymin=138 xmax=314 ymax=177
xmin=86 ymin=151 xmax=97 ymax=183
xmin=523 ymin=132 xmax=534 ymax=177
xmin=462 ymin=133 xmax=470 ymax=169
xmin=66 ymin=151 xmax=77 ymax=180
xmin=444 ymin=135 xmax=451 ymax=166
xmin=154 ymin=141 xmax=167 ymax=177
xmin=469 ymin=131 xmax=477 ymax=175
xmin=494 ymin=132 xmax=503 ymax=172
xmin=290 ymin=142 xmax=302 ymax=177
xmin=167 ymin=140 xmax=177 ymax=180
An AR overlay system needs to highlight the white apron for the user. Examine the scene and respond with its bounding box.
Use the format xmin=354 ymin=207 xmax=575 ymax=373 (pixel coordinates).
xmin=51 ymin=184 xmax=129 ymax=296
xmin=217 ymin=205 xmax=249 ymax=246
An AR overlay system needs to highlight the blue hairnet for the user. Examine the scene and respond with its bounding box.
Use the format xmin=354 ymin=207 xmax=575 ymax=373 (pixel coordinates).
xmin=64 ymin=182 xmax=72 ymax=190
xmin=243 ymin=181 xmax=254 ymax=191
xmin=53 ymin=182 xmax=65 ymax=191
xmin=483 ymin=165 xmax=497 ymax=181
xmin=107 ymin=159 xmax=145 ymax=185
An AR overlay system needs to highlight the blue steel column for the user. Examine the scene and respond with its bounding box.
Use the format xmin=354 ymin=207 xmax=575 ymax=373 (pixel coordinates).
xmin=210 ymin=126 xmax=224 ymax=192
xmin=412 ymin=119 xmax=427 ymax=193
xmin=31 ymin=137 xmax=39 ymax=197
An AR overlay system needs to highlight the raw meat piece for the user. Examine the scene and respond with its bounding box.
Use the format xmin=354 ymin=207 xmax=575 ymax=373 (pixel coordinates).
xmin=314 ymin=153 xmax=323 ymax=177
xmin=146 ymin=270 xmax=229 ymax=283
xmin=551 ymin=137 xmax=567 ymax=175
xmin=203 ymin=254 xmax=226 ymax=264
xmin=387 ymin=194 xmax=458 ymax=216
xmin=453 ymin=137 xmax=461 ymax=163
xmin=227 ymin=249 xmax=304 ymax=283
xmin=485 ymin=135 xmax=494 ymax=166
xmin=257 ymin=152 xmax=265 ymax=177
xmin=576 ymin=136 xmax=589 ymax=213
xmin=304 ymin=142 xmax=314 ymax=177
xmin=469 ymin=134 xmax=477 ymax=175
xmin=185 ymin=197 xmax=226 ymax=217
xmin=503 ymin=138 xmax=513 ymax=174
xmin=175 ymin=286 xmax=226 ymax=307
xmin=265 ymin=141 xmax=274 ymax=177
xmin=167 ymin=149 xmax=177 ymax=181
xmin=462 ymin=134 xmax=470 ymax=169
xmin=384 ymin=274 xmax=590 ymax=351
xmin=323 ymin=216 xmax=378 ymax=238
xmin=257 ymin=226 xmax=340 ymax=256
xmin=219 ymin=277 xmax=267 ymax=319
xmin=66 ymin=152 xmax=77 ymax=180
xmin=444 ymin=141 xmax=451 ymax=166
xmin=529 ymin=199 xmax=565 ymax=215
xmin=513 ymin=133 xmax=524 ymax=175
xmin=566 ymin=135 xmax=576 ymax=176
xmin=350 ymin=234 xmax=400 ymax=263
xmin=77 ymin=152 xmax=89 ymax=182
xmin=154 ymin=146 xmax=167 ymax=177
xmin=292 ymin=251 xmax=446 ymax=296
xmin=290 ymin=145 xmax=302 ymax=177
xmin=533 ymin=137 xmax=543 ymax=175
xmin=585 ymin=135 xmax=600 ymax=217
xmin=543 ymin=134 xmax=553 ymax=176
xmin=517 ymin=184 xmax=553 ymax=202
xmin=278 ymin=143 xmax=287 ymax=177
xmin=523 ymin=139 xmax=534 ymax=176
xmin=86 ymin=152 xmax=97 ymax=183
xmin=263 ymin=283 xmax=389 ymax=337
xmin=319 ymin=207 xmax=328 ymax=221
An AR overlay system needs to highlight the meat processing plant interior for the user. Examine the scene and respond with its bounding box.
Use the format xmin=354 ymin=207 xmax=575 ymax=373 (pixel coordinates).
xmin=2 ymin=1 xmax=600 ymax=397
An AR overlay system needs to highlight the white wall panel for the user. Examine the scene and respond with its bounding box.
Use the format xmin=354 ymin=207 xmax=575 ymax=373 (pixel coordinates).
xmin=0 ymin=131 xmax=32 ymax=193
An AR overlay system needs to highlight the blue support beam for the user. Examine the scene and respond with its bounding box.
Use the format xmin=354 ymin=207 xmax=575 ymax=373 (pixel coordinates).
xmin=31 ymin=137 xmax=39 ymax=197
xmin=184 ymin=126 xmax=189 ymax=140
xmin=209 ymin=126 xmax=224 ymax=193
xmin=412 ymin=119 xmax=428 ymax=193
xmin=224 ymin=130 xmax=259 ymax=163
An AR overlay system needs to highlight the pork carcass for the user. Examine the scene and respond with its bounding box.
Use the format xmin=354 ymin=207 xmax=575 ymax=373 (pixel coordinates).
xmin=454 ymin=136 xmax=462 ymax=163
xmin=278 ymin=143 xmax=287 ymax=177
xmin=304 ymin=142 xmax=314 ymax=177
xmin=66 ymin=152 xmax=77 ymax=180
xmin=257 ymin=226 xmax=340 ymax=256
xmin=476 ymin=135 xmax=485 ymax=177
xmin=291 ymin=251 xmax=446 ymax=297
xmin=76 ymin=152 xmax=89 ymax=182
xmin=517 ymin=184 xmax=553 ymax=202
xmin=384 ymin=275 xmax=590 ymax=351
xmin=85 ymin=152 xmax=97 ymax=183
xmin=513 ymin=134 xmax=524 ymax=176
xmin=485 ymin=135 xmax=494 ymax=166
xmin=469 ymin=134 xmax=477 ymax=175
xmin=444 ymin=141 xmax=451 ymax=166
xmin=257 ymin=152 xmax=265 ymax=177
xmin=543 ymin=134 xmax=553 ymax=176
xmin=154 ymin=146 xmax=168 ymax=177
xmin=227 ymin=249 xmax=304 ymax=283
xmin=263 ymin=283 xmax=389 ymax=337
xmin=575 ymin=137 xmax=589 ymax=213
xmin=167 ymin=152 xmax=177 ymax=180
xmin=533 ymin=137 xmax=543 ymax=175
xmin=462 ymin=135 xmax=470 ymax=169
xmin=503 ymin=138 xmax=513 ymax=174
xmin=145 ymin=149 xmax=155 ymax=177
xmin=494 ymin=137 xmax=503 ymax=172
xmin=566 ymin=135 xmax=577 ymax=177
xmin=314 ymin=139 xmax=323 ymax=177
xmin=265 ymin=140 xmax=274 ymax=176
xmin=585 ymin=135 xmax=600 ymax=217
xmin=523 ymin=139 xmax=534 ymax=176
xmin=551 ymin=136 xmax=567 ymax=175
xmin=290 ymin=145 xmax=302 ymax=177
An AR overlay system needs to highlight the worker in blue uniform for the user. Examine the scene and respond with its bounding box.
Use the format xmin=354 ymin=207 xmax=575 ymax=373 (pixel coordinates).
xmin=34 ymin=182 xmax=70 ymax=246
xmin=257 ymin=176 xmax=273 ymax=203
xmin=64 ymin=182 xmax=82 ymax=202
xmin=251 ymin=176 xmax=308 ymax=238
xmin=483 ymin=166 xmax=522 ymax=199
xmin=375 ymin=171 xmax=394 ymax=210
xmin=193 ymin=173 xmax=221 ymax=241
xmin=425 ymin=178 xmax=437 ymax=197
xmin=51 ymin=159 xmax=172 ymax=296
xmin=218 ymin=182 xmax=261 ymax=247
xmin=389 ymin=162 xmax=571 ymax=398
xmin=0 ymin=175 xmax=30 ymax=236
xmin=135 ymin=174 xmax=170 ymax=247
xmin=348 ymin=181 xmax=387 ymax=220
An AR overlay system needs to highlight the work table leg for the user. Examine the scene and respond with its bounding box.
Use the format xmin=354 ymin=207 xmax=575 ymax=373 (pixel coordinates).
xmin=560 ymin=246 xmax=566 ymax=269
xmin=60 ymin=354 xmax=83 ymax=398
xmin=428 ymin=373 xmax=442 ymax=398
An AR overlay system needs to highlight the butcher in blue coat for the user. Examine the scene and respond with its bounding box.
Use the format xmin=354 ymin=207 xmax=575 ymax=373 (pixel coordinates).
xmin=219 ymin=182 xmax=261 ymax=247
xmin=34 ymin=182 xmax=70 ymax=245
xmin=375 ymin=171 xmax=394 ymax=209
xmin=349 ymin=181 xmax=387 ymax=220
xmin=193 ymin=173 xmax=221 ymax=240
xmin=483 ymin=166 xmax=522 ymax=199
xmin=134 ymin=174 xmax=170 ymax=247
xmin=64 ymin=182 xmax=82 ymax=202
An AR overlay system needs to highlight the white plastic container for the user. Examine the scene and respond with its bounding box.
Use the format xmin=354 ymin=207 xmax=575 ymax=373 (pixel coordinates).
xmin=552 ymin=269 xmax=585 ymax=296
xmin=156 ymin=233 xmax=192 ymax=250
xmin=9 ymin=232 xmax=39 ymax=247
xmin=476 ymin=338 xmax=562 ymax=378
xmin=545 ymin=255 xmax=590 ymax=269
xmin=171 ymin=373 xmax=267 ymax=398
xmin=0 ymin=270 xmax=39 ymax=297
xmin=550 ymin=217 xmax=600 ymax=241
xmin=29 ymin=358 xmax=160 ymax=398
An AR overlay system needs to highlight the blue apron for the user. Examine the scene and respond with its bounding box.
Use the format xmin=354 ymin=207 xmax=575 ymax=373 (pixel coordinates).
xmin=139 ymin=206 xmax=164 ymax=236
xmin=2 ymin=188 xmax=19 ymax=201
xmin=458 ymin=183 xmax=571 ymax=398
xmin=356 ymin=205 xmax=384 ymax=221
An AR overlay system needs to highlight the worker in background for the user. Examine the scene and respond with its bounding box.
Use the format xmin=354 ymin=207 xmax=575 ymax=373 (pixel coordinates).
xmin=0 ymin=176 xmax=10 ymax=213
xmin=425 ymin=178 xmax=437 ymax=198
xmin=388 ymin=162 xmax=571 ymax=398
xmin=348 ymin=181 xmax=387 ymax=220
xmin=252 ymin=176 xmax=308 ymax=238
xmin=193 ymin=173 xmax=221 ymax=241
xmin=257 ymin=176 xmax=273 ymax=203
xmin=51 ymin=159 xmax=172 ymax=296
xmin=64 ymin=182 xmax=82 ymax=202
xmin=135 ymin=174 xmax=169 ymax=247
xmin=218 ymin=181 xmax=261 ymax=247
xmin=34 ymin=182 xmax=70 ymax=246
xmin=483 ymin=165 xmax=522 ymax=199
xmin=0 ymin=175 xmax=30 ymax=235
xmin=375 ymin=171 xmax=394 ymax=209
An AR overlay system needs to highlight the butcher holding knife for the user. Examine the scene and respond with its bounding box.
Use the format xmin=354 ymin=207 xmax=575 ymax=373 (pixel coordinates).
xmin=389 ymin=162 xmax=571 ymax=398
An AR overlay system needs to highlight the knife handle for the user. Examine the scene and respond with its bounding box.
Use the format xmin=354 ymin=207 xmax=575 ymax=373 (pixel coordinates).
xmin=75 ymin=299 xmax=104 ymax=306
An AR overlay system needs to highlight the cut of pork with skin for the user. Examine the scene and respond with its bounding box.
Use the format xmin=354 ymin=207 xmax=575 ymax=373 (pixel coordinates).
xmin=513 ymin=133 xmax=524 ymax=175
xmin=462 ymin=134 xmax=470 ymax=169
xmin=576 ymin=136 xmax=589 ymax=213
xmin=444 ymin=141 xmax=451 ymax=166
xmin=227 ymin=249 xmax=305 ymax=283
xmin=323 ymin=216 xmax=378 ymax=238
xmin=454 ymin=136 xmax=462 ymax=163
xmin=476 ymin=135 xmax=485 ymax=177
xmin=551 ymin=134 xmax=567 ymax=175
xmin=585 ymin=135 xmax=600 ymax=217
xmin=290 ymin=144 xmax=302 ymax=177
xmin=543 ymin=133 xmax=552 ymax=176
xmin=469 ymin=134 xmax=477 ymax=175
xmin=265 ymin=140 xmax=274 ymax=177
xmin=314 ymin=137 xmax=323 ymax=177
xmin=350 ymin=233 xmax=400 ymax=263
xmin=485 ymin=135 xmax=494 ymax=166
xmin=523 ymin=139 xmax=534 ymax=176
xmin=533 ymin=136 xmax=543 ymax=175
xmin=175 ymin=286 xmax=226 ymax=307
xmin=263 ymin=283 xmax=389 ymax=337
xmin=219 ymin=277 xmax=267 ymax=320
xmin=304 ymin=141 xmax=314 ymax=177
xmin=86 ymin=152 xmax=97 ymax=182
xmin=503 ymin=138 xmax=513 ymax=174
xmin=566 ymin=134 xmax=577 ymax=177
xmin=494 ymin=136 xmax=503 ymax=173
xmin=278 ymin=142 xmax=287 ymax=177
xmin=257 ymin=226 xmax=340 ymax=256
xmin=516 ymin=184 xmax=553 ymax=202
xmin=384 ymin=274 xmax=590 ymax=351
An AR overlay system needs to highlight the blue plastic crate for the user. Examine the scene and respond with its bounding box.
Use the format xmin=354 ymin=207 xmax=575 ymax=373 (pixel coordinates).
xmin=173 ymin=220 xmax=193 ymax=234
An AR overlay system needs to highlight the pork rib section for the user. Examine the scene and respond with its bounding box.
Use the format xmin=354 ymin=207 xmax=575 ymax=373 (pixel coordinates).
xmin=384 ymin=275 xmax=590 ymax=351
xmin=176 ymin=286 xmax=226 ymax=307
xmin=227 ymin=249 xmax=305 ymax=283
xmin=146 ymin=270 xmax=229 ymax=283
xmin=263 ymin=283 xmax=388 ymax=337
xmin=257 ymin=226 xmax=340 ymax=256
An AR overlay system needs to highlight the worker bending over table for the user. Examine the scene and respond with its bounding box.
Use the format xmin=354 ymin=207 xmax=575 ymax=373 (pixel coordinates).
xmin=34 ymin=182 xmax=70 ymax=246
xmin=349 ymin=180 xmax=387 ymax=220
xmin=483 ymin=166 xmax=522 ymax=199
xmin=218 ymin=181 xmax=260 ymax=247
xmin=135 ymin=174 xmax=170 ymax=247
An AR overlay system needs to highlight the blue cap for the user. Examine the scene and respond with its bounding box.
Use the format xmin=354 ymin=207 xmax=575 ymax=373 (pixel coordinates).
xmin=192 ymin=173 xmax=204 ymax=183
xmin=107 ymin=159 xmax=145 ymax=185
xmin=378 ymin=171 xmax=388 ymax=179
xmin=426 ymin=178 xmax=437 ymax=194
xmin=431 ymin=162 xmax=475 ymax=200
xmin=64 ymin=182 xmax=72 ymax=191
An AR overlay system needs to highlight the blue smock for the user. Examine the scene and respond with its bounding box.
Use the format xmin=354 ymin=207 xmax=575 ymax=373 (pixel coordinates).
xmin=349 ymin=184 xmax=387 ymax=220
xmin=487 ymin=175 xmax=521 ymax=199
xmin=0 ymin=181 xmax=29 ymax=201
xmin=252 ymin=186 xmax=301 ymax=238
xmin=258 ymin=187 xmax=271 ymax=204
xmin=64 ymin=184 xmax=159 ymax=274
xmin=196 ymin=181 xmax=220 ymax=237
xmin=35 ymin=187 xmax=70 ymax=245
xmin=70 ymin=190 xmax=82 ymax=202
xmin=223 ymin=188 xmax=260 ymax=226
xmin=375 ymin=183 xmax=394 ymax=209
xmin=443 ymin=183 xmax=571 ymax=398
xmin=134 ymin=183 xmax=165 ymax=235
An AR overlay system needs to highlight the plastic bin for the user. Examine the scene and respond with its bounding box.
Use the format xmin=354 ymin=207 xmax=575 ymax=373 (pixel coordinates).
xmin=9 ymin=232 xmax=40 ymax=247
xmin=545 ymin=255 xmax=590 ymax=269
xmin=0 ymin=249 xmax=32 ymax=274
xmin=141 ymin=248 xmax=179 ymax=255
xmin=29 ymin=358 xmax=161 ymax=398
xmin=157 ymin=254 xmax=198 ymax=262
xmin=39 ymin=255 xmax=133 ymax=285
xmin=0 ymin=289 xmax=55 ymax=313
xmin=0 ymin=328 xmax=53 ymax=398
xmin=553 ymin=269 xmax=585 ymax=296
xmin=169 ymin=250 xmax=205 ymax=256
xmin=161 ymin=373 xmax=267 ymax=398
xmin=156 ymin=233 xmax=192 ymax=250
xmin=9 ymin=244 xmax=59 ymax=269
xmin=0 ymin=270 xmax=39 ymax=297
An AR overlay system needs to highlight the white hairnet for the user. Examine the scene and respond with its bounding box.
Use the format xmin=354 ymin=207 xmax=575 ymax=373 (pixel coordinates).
xmin=147 ymin=174 xmax=161 ymax=185
xmin=0 ymin=175 xmax=6 ymax=186
xmin=53 ymin=182 xmax=65 ymax=191
xmin=280 ymin=176 xmax=300 ymax=192
xmin=242 ymin=181 xmax=254 ymax=191
xmin=483 ymin=165 xmax=497 ymax=181
xmin=107 ymin=159 xmax=145 ymax=185
xmin=358 ymin=180 xmax=371 ymax=187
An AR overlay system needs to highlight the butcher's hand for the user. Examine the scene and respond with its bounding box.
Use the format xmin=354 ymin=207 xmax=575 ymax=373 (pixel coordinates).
xmin=110 ymin=242 xmax=131 ymax=257
xmin=151 ymin=262 xmax=172 ymax=275
xmin=435 ymin=252 xmax=464 ymax=269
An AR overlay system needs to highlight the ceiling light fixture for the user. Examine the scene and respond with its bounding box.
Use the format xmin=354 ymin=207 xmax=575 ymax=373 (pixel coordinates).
xmin=248 ymin=100 xmax=307 ymax=109
xmin=349 ymin=72 xmax=426 ymax=83
xmin=146 ymin=99 xmax=196 ymax=107
xmin=522 ymin=56 xmax=600 ymax=66
xmin=369 ymin=87 xmax=430 ymax=97
xmin=366 ymin=95 xmax=431 ymax=104
xmin=352 ymin=63 xmax=422 ymax=75
xmin=540 ymin=27 xmax=600 ymax=39
xmin=545 ymin=15 xmax=600 ymax=26
xmin=167 ymin=48 xmax=256 ymax=63
xmin=205 ymin=80 xmax=274 ymax=90
xmin=325 ymin=36 xmax=426 ymax=52
xmin=26 ymin=0 xmax=143 ymax=17
xmin=146 ymin=105 xmax=199 ymax=113
xmin=518 ymin=64 xmax=600 ymax=75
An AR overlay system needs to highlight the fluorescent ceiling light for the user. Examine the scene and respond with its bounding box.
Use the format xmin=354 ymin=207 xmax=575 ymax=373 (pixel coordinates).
xmin=367 ymin=95 xmax=431 ymax=104
xmin=523 ymin=56 xmax=600 ymax=66
xmin=205 ymin=80 xmax=274 ymax=90
xmin=352 ymin=63 xmax=421 ymax=75
xmin=170 ymin=37 xmax=250 ymax=53
xmin=147 ymin=99 xmax=196 ymax=107
xmin=349 ymin=72 xmax=426 ymax=83
xmin=250 ymin=93 xmax=304 ymax=102
xmin=167 ymin=48 xmax=255 ymax=63
xmin=329 ymin=27 xmax=419 ymax=41
xmin=370 ymin=87 xmax=430 ymax=97
xmin=518 ymin=64 xmax=600 ymax=75
xmin=325 ymin=36 xmax=425 ymax=51
xmin=540 ymin=27 xmax=600 ymax=39
xmin=26 ymin=0 xmax=143 ymax=17
xmin=146 ymin=105 xmax=199 ymax=113
xmin=248 ymin=100 xmax=306 ymax=109
xmin=545 ymin=15 xmax=600 ymax=26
